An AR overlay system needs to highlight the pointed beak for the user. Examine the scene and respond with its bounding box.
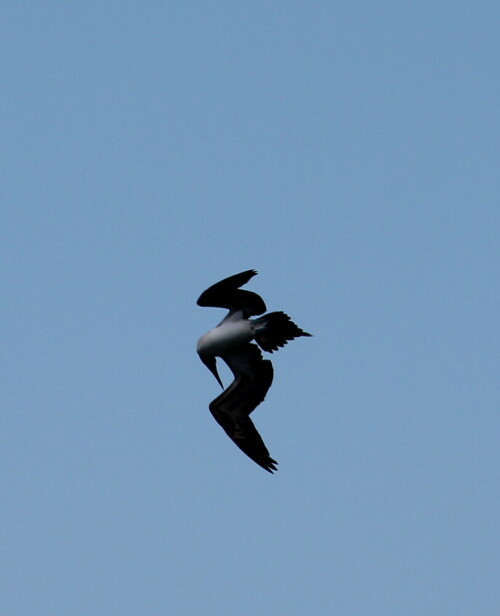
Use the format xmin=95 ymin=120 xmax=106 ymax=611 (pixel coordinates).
xmin=200 ymin=354 xmax=224 ymax=389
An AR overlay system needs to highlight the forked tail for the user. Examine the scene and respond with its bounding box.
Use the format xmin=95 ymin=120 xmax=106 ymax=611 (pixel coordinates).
xmin=253 ymin=311 xmax=311 ymax=353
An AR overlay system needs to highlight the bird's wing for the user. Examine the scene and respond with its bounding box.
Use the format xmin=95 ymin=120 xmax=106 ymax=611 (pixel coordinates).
xmin=209 ymin=343 xmax=277 ymax=472
xmin=197 ymin=269 xmax=266 ymax=317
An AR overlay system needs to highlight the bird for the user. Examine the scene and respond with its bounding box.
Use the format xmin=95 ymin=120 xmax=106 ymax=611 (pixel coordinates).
xmin=196 ymin=270 xmax=311 ymax=473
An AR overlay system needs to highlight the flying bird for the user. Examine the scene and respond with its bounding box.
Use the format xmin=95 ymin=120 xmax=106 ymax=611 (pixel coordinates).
xmin=196 ymin=270 xmax=311 ymax=473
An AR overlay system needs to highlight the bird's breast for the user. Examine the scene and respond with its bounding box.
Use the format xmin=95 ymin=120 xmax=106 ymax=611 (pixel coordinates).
xmin=197 ymin=320 xmax=253 ymax=356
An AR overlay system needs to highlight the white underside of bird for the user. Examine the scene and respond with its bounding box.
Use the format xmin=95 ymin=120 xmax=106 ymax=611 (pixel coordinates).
xmin=197 ymin=311 xmax=265 ymax=356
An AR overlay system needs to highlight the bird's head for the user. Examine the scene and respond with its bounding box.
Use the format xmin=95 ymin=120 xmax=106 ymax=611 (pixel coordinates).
xmin=199 ymin=353 xmax=224 ymax=389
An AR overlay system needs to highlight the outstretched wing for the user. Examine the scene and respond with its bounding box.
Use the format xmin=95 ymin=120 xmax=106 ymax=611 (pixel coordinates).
xmin=197 ymin=269 xmax=267 ymax=317
xmin=209 ymin=343 xmax=277 ymax=473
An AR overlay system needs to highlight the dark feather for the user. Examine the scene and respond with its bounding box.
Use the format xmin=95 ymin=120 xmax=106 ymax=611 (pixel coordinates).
xmin=197 ymin=269 xmax=266 ymax=317
xmin=254 ymin=311 xmax=312 ymax=353
xmin=209 ymin=344 xmax=277 ymax=473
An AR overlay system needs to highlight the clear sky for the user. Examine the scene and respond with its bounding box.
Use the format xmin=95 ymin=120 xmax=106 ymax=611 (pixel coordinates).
xmin=2 ymin=3 xmax=499 ymax=615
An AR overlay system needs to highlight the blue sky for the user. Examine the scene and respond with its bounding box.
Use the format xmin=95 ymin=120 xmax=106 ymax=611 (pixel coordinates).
xmin=2 ymin=2 xmax=499 ymax=615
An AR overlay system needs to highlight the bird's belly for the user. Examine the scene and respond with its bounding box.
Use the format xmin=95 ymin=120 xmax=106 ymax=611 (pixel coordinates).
xmin=197 ymin=321 xmax=253 ymax=356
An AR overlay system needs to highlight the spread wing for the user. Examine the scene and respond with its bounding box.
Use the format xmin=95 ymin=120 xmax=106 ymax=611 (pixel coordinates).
xmin=197 ymin=269 xmax=267 ymax=317
xmin=209 ymin=343 xmax=277 ymax=473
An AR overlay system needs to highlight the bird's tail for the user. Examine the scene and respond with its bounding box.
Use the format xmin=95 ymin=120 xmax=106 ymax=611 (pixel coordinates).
xmin=253 ymin=311 xmax=311 ymax=353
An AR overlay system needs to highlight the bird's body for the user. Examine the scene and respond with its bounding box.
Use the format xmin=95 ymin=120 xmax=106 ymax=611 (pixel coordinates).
xmin=197 ymin=270 xmax=311 ymax=473
xmin=197 ymin=312 xmax=253 ymax=356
